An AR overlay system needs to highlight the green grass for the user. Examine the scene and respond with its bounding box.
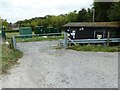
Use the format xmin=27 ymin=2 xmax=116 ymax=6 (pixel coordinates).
xmin=68 ymin=45 xmax=120 ymax=52
xmin=6 ymin=32 xmax=34 ymax=39
xmin=2 ymin=44 xmax=23 ymax=74
xmin=15 ymin=36 xmax=63 ymax=42
xmin=6 ymin=32 xmax=19 ymax=39
xmin=6 ymin=32 xmax=64 ymax=42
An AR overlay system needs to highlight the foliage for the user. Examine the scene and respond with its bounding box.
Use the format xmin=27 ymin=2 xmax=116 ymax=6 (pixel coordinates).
xmin=108 ymin=2 xmax=120 ymax=21
xmin=13 ymin=2 xmax=120 ymax=30
xmin=2 ymin=44 xmax=23 ymax=74
xmin=6 ymin=32 xmax=19 ymax=39
xmin=67 ymin=10 xmax=78 ymax=22
xmin=93 ymin=1 xmax=120 ymax=22
xmin=68 ymin=45 xmax=119 ymax=52
xmin=77 ymin=8 xmax=93 ymax=22
xmin=15 ymin=8 xmax=93 ymax=31
xmin=0 ymin=17 xmax=2 ymax=27
xmin=93 ymin=2 xmax=113 ymax=22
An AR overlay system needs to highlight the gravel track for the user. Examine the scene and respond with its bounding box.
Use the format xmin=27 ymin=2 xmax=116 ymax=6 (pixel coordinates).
xmin=2 ymin=41 xmax=118 ymax=88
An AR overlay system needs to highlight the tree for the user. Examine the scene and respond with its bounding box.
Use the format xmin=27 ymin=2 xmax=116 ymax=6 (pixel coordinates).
xmin=93 ymin=2 xmax=113 ymax=22
xmin=108 ymin=2 xmax=120 ymax=21
xmin=84 ymin=8 xmax=93 ymax=22
xmin=3 ymin=19 xmax=8 ymax=27
xmin=0 ymin=17 xmax=2 ymax=27
xmin=77 ymin=9 xmax=87 ymax=22
xmin=30 ymin=20 xmax=37 ymax=30
xmin=67 ymin=10 xmax=78 ymax=22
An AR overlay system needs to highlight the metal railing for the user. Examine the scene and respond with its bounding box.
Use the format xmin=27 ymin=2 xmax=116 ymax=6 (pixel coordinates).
xmin=12 ymin=36 xmax=17 ymax=50
xmin=59 ymin=32 xmax=120 ymax=48
xmin=68 ymin=38 xmax=120 ymax=44
xmin=11 ymin=32 xmax=120 ymax=49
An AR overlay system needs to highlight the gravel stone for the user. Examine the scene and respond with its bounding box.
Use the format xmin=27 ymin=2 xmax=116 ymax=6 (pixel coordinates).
xmin=1 ymin=41 xmax=118 ymax=88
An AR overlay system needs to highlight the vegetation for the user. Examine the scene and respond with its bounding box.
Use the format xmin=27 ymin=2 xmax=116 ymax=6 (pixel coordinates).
xmin=15 ymin=36 xmax=64 ymax=42
xmin=5 ymin=32 xmax=64 ymax=42
xmin=108 ymin=2 xmax=120 ymax=21
xmin=0 ymin=17 xmax=2 ymax=27
xmin=1 ymin=1 xmax=119 ymax=75
xmin=68 ymin=45 xmax=120 ymax=52
xmin=2 ymin=44 xmax=23 ymax=74
xmin=14 ymin=2 xmax=120 ymax=29
xmin=6 ymin=32 xmax=19 ymax=39
xmin=1 ymin=2 xmax=119 ymax=33
xmin=93 ymin=2 xmax=113 ymax=21
xmin=94 ymin=1 xmax=120 ymax=21
xmin=15 ymin=8 xmax=93 ymax=31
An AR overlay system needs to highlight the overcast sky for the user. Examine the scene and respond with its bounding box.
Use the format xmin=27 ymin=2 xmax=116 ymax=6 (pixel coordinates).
xmin=0 ymin=0 xmax=93 ymax=23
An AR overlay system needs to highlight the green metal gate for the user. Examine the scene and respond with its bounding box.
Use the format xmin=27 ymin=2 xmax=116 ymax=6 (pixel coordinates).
xmin=19 ymin=27 xmax=32 ymax=38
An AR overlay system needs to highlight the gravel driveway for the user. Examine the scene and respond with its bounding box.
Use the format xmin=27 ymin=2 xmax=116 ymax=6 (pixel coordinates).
xmin=2 ymin=41 xmax=118 ymax=88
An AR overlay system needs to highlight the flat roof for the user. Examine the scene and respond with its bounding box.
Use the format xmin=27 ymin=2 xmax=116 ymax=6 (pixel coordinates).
xmin=63 ymin=22 xmax=120 ymax=28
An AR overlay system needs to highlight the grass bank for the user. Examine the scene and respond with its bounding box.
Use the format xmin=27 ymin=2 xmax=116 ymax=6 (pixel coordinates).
xmin=68 ymin=45 xmax=120 ymax=52
xmin=2 ymin=44 xmax=23 ymax=74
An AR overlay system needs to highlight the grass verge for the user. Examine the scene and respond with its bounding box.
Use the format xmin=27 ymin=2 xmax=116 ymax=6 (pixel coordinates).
xmin=15 ymin=36 xmax=63 ymax=42
xmin=6 ymin=32 xmax=64 ymax=42
xmin=2 ymin=44 xmax=23 ymax=74
xmin=67 ymin=45 xmax=120 ymax=52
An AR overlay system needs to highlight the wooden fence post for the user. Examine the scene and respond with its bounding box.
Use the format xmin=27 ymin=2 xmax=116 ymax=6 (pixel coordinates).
xmin=107 ymin=31 xmax=110 ymax=46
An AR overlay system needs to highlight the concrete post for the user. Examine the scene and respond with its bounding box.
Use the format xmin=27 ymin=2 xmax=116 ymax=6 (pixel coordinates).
xmin=107 ymin=31 xmax=110 ymax=46
xmin=64 ymin=32 xmax=67 ymax=49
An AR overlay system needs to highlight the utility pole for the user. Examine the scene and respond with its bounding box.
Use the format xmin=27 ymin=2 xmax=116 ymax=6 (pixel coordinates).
xmin=93 ymin=8 xmax=95 ymax=22
xmin=107 ymin=31 xmax=110 ymax=46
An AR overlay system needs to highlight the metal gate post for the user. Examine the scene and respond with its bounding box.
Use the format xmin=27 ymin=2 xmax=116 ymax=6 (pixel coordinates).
xmin=64 ymin=32 xmax=67 ymax=49
xmin=2 ymin=26 xmax=6 ymax=41
xmin=12 ymin=36 xmax=17 ymax=50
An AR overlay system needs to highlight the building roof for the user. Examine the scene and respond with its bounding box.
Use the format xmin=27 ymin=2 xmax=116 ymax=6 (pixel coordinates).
xmin=63 ymin=22 xmax=120 ymax=28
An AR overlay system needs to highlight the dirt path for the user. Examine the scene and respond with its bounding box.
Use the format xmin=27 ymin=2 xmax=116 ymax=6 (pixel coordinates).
xmin=2 ymin=41 xmax=118 ymax=88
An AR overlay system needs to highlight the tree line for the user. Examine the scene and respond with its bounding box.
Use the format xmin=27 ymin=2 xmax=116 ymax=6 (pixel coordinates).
xmin=16 ymin=8 xmax=93 ymax=30
xmin=4 ymin=2 xmax=120 ymax=30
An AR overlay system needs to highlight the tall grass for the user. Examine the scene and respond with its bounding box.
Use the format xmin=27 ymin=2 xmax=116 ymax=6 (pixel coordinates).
xmin=2 ymin=44 xmax=23 ymax=74
xmin=6 ymin=32 xmax=19 ymax=39
xmin=68 ymin=45 xmax=120 ymax=52
xmin=6 ymin=32 xmax=64 ymax=42
xmin=15 ymin=36 xmax=63 ymax=42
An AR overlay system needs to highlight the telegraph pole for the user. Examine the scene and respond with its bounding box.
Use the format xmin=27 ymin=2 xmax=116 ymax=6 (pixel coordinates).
xmin=93 ymin=8 xmax=95 ymax=22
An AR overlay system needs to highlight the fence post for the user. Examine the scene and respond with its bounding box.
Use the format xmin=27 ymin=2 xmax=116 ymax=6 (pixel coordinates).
xmin=107 ymin=31 xmax=110 ymax=46
xmin=12 ymin=36 xmax=17 ymax=50
xmin=2 ymin=27 xmax=6 ymax=41
xmin=64 ymin=32 xmax=67 ymax=49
